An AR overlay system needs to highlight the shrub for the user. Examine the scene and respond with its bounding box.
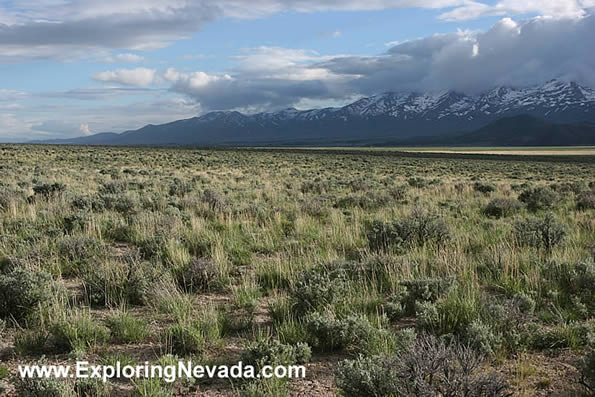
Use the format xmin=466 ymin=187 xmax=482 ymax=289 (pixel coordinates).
xmin=74 ymin=378 xmax=111 ymax=397
xmin=518 ymin=186 xmax=558 ymax=212
xmin=105 ymin=311 xmax=149 ymax=343
xmin=242 ymin=338 xmax=311 ymax=369
xmin=0 ymin=267 xmax=59 ymax=321
xmin=305 ymin=312 xmax=395 ymax=355
xmin=514 ymin=213 xmax=566 ymax=252
xmin=335 ymin=334 xmax=510 ymax=397
xmin=483 ymin=198 xmax=523 ymax=218
xmin=168 ymin=178 xmax=193 ymax=197
xmin=473 ymin=182 xmax=496 ymax=194
xmin=33 ymin=182 xmax=66 ymax=198
xmin=202 ymin=189 xmax=226 ymax=211
xmin=464 ymin=320 xmax=502 ymax=356
xmin=15 ymin=375 xmax=74 ymax=397
xmin=367 ymin=209 xmax=450 ymax=251
xmin=577 ymin=190 xmax=595 ymax=210
xmin=176 ymin=258 xmax=218 ymax=293
xmin=541 ymin=261 xmax=595 ymax=318
xmin=385 ymin=278 xmax=454 ymax=320
xmin=415 ymin=290 xmax=480 ymax=337
xmin=290 ymin=265 xmax=348 ymax=315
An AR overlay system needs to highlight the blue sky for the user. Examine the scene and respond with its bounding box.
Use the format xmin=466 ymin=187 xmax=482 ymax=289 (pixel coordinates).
xmin=0 ymin=0 xmax=594 ymax=140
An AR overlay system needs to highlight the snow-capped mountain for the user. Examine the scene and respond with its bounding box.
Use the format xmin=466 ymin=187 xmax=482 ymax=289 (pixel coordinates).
xmin=255 ymin=79 xmax=595 ymax=123
xmin=35 ymin=80 xmax=595 ymax=146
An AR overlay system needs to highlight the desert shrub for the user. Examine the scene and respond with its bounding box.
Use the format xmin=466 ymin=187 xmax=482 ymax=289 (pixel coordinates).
xmin=514 ymin=213 xmax=566 ymax=252
xmin=57 ymin=235 xmax=104 ymax=276
xmin=473 ymin=182 xmax=496 ymax=194
xmin=0 ymin=267 xmax=60 ymax=321
xmin=576 ymin=190 xmax=595 ymax=210
xmin=483 ymin=198 xmax=523 ymax=218
xmin=15 ymin=375 xmax=74 ymax=397
xmin=415 ymin=290 xmax=481 ymax=337
xmin=335 ymin=193 xmax=391 ymax=210
xmin=300 ymin=180 xmax=330 ymax=194
xmin=408 ymin=177 xmax=439 ymax=188
xmin=305 ymin=312 xmax=395 ymax=355
xmin=464 ymin=320 xmax=502 ymax=356
xmin=99 ymin=181 xmax=127 ymax=195
xmin=335 ymin=334 xmax=510 ymax=397
xmin=541 ymin=261 xmax=595 ymax=318
xmin=300 ymin=196 xmax=330 ymax=217
xmin=50 ymin=310 xmax=110 ymax=353
xmin=137 ymin=235 xmax=168 ymax=260
xmin=202 ymin=189 xmax=226 ymax=211
xmin=290 ymin=264 xmax=348 ymax=315
xmin=62 ymin=211 xmax=91 ymax=234
xmin=168 ymin=178 xmax=193 ymax=197
xmin=101 ymin=194 xmax=137 ymax=215
xmin=33 ymin=182 xmax=66 ymax=198
xmin=526 ymin=322 xmax=593 ymax=350
xmin=74 ymin=378 xmax=111 ymax=397
xmin=71 ymin=194 xmax=105 ymax=212
xmin=242 ymin=338 xmax=311 ymax=369
xmin=512 ymin=292 xmax=536 ymax=314
xmin=367 ymin=210 xmax=450 ymax=251
xmin=518 ymin=186 xmax=558 ymax=212
xmin=385 ymin=278 xmax=454 ymax=320
xmin=176 ymin=257 xmax=219 ymax=293
xmin=105 ymin=311 xmax=149 ymax=343
xmin=388 ymin=184 xmax=408 ymax=200
xmin=333 ymin=257 xmax=400 ymax=293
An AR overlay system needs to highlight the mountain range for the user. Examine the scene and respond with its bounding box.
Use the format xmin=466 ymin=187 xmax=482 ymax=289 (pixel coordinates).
xmin=34 ymin=79 xmax=595 ymax=146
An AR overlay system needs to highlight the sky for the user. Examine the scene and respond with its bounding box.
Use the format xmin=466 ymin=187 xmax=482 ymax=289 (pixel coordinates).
xmin=0 ymin=0 xmax=594 ymax=141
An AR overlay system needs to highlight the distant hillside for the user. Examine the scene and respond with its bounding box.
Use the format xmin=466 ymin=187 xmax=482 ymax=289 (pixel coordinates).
xmin=405 ymin=115 xmax=595 ymax=146
xmin=31 ymin=80 xmax=595 ymax=146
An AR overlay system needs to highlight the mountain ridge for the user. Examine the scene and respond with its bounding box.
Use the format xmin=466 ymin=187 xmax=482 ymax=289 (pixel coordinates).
xmin=31 ymin=79 xmax=595 ymax=146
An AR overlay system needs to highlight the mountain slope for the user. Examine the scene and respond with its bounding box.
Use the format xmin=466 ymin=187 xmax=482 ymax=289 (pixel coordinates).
xmin=32 ymin=80 xmax=595 ymax=146
xmin=401 ymin=115 xmax=595 ymax=146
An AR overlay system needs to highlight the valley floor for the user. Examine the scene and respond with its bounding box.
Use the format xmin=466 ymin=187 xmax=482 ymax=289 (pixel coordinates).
xmin=0 ymin=145 xmax=593 ymax=396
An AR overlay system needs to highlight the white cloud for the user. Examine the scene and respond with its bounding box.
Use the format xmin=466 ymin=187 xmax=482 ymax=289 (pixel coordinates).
xmin=4 ymin=0 xmax=592 ymax=60
xmin=440 ymin=0 xmax=595 ymax=20
xmin=104 ymin=53 xmax=145 ymax=63
xmin=79 ymin=123 xmax=91 ymax=135
xmin=92 ymin=67 xmax=157 ymax=86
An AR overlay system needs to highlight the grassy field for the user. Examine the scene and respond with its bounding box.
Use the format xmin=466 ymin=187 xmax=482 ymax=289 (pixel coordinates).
xmin=0 ymin=144 xmax=594 ymax=396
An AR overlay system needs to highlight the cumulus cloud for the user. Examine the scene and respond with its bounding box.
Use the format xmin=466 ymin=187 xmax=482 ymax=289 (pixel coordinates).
xmin=4 ymin=0 xmax=593 ymax=60
xmin=92 ymin=67 xmax=157 ymax=86
xmin=152 ymin=15 xmax=595 ymax=111
xmin=440 ymin=0 xmax=595 ymax=21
